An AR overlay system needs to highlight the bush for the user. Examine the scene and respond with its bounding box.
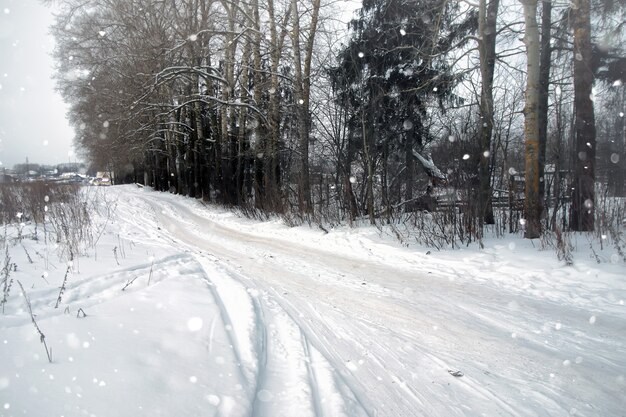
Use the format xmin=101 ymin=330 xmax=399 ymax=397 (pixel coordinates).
xmin=0 ymin=182 xmax=93 ymax=260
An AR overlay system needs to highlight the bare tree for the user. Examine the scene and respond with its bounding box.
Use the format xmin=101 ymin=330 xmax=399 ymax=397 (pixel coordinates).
xmin=570 ymin=0 xmax=597 ymax=231
xmin=290 ymin=0 xmax=322 ymax=214
xmin=520 ymin=0 xmax=542 ymax=238
xmin=477 ymin=0 xmax=500 ymax=226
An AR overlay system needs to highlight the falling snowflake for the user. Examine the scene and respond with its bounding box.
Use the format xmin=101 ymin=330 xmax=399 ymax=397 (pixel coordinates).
xmin=187 ymin=317 xmax=203 ymax=331
xmin=257 ymin=389 xmax=273 ymax=402
xmin=206 ymin=394 xmax=220 ymax=405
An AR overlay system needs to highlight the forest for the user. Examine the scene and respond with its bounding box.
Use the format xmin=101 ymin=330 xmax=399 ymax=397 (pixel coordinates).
xmin=48 ymin=0 xmax=625 ymax=242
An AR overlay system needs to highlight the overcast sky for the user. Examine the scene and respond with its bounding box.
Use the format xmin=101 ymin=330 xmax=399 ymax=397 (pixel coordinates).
xmin=0 ymin=0 xmax=76 ymax=169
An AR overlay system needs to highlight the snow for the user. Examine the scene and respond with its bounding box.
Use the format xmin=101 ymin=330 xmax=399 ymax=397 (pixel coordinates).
xmin=413 ymin=150 xmax=447 ymax=180
xmin=1 ymin=185 xmax=625 ymax=416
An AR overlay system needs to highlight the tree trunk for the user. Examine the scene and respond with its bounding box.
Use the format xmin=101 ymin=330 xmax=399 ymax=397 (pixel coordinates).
xmin=612 ymin=89 xmax=625 ymax=196
xmin=478 ymin=0 xmax=499 ymax=226
xmin=537 ymin=0 xmax=551 ymax=221
xmin=193 ymin=94 xmax=204 ymax=199
xmin=570 ymin=0 xmax=596 ymax=231
xmin=236 ymin=40 xmax=251 ymax=205
xmin=362 ymin=107 xmax=376 ymax=225
xmin=521 ymin=0 xmax=542 ymax=238
xmin=264 ymin=0 xmax=290 ymax=211
xmin=404 ymin=129 xmax=415 ymax=202
xmin=290 ymin=0 xmax=320 ymax=215
xmin=250 ymin=0 xmax=263 ymax=205
xmin=219 ymin=0 xmax=240 ymax=204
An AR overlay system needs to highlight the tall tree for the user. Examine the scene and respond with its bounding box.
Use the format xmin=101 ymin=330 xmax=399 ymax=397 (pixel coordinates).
xmin=537 ymin=0 xmax=552 ymax=206
xmin=290 ymin=0 xmax=322 ymax=214
xmin=570 ymin=0 xmax=597 ymax=231
xmin=520 ymin=0 xmax=542 ymax=238
xmin=332 ymin=0 xmax=473 ymax=221
xmin=477 ymin=0 xmax=500 ymax=226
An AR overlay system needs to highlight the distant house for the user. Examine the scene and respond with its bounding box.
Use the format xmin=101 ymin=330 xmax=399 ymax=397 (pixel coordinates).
xmin=59 ymin=172 xmax=86 ymax=183
xmin=94 ymin=171 xmax=114 ymax=186
xmin=0 ymin=169 xmax=13 ymax=184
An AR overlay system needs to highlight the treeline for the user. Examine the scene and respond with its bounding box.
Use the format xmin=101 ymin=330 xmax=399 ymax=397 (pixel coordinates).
xmin=50 ymin=0 xmax=624 ymax=239
xmin=10 ymin=162 xmax=87 ymax=176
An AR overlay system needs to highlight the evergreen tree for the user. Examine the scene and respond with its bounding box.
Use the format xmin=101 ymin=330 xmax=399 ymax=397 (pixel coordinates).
xmin=331 ymin=0 xmax=475 ymax=219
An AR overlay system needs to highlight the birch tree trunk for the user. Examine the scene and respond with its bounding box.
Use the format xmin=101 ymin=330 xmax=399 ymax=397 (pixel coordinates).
xmin=265 ymin=0 xmax=290 ymax=210
xmin=537 ymin=0 xmax=551 ymax=209
xmin=220 ymin=0 xmax=240 ymax=204
xmin=520 ymin=0 xmax=542 ymax=238
xmin=250 ymin=0 xmax=263 ymax=205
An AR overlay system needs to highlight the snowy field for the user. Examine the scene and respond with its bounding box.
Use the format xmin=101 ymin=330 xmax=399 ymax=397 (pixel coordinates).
xmin=1 ymin=185 xmax=625 ymax=417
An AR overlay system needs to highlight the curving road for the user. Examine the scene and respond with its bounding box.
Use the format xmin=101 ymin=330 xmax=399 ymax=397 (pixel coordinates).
xmin=113 ymin=186 xmax=626 ymax=417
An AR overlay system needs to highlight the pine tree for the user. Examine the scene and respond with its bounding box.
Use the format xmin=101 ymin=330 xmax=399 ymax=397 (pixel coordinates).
xmin=331 ymin=0 xmax=476 ymax=220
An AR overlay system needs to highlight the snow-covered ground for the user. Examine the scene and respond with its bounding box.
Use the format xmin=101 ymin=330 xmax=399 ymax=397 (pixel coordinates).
xmin=1 ymin=185 xmax=625 ymax=417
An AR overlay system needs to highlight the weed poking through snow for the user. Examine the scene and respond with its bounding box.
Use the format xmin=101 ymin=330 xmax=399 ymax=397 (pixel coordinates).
xmin=17 ymin=280 xmax=52 ymax=363
xmin=1 ymin=247 xmax=15 ymax=314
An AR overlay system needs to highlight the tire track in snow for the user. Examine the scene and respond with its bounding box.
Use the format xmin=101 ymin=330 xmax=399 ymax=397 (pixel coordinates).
xmin=219 ymin=266 xmax=370 ymax=417
xmin=301 ymin=335 xmax=323 ymax=417
xmin=1 ymin=253 xmax=196 ymax=326
xmin=194 ymin=262 xmax=257 ymax=394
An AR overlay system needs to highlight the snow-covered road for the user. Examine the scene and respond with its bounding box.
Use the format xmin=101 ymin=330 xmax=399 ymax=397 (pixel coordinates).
xmin=2 ymin=186 xmax=625 ymax=417
xmin=124 ymin=187 xmax=625 ymax=416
